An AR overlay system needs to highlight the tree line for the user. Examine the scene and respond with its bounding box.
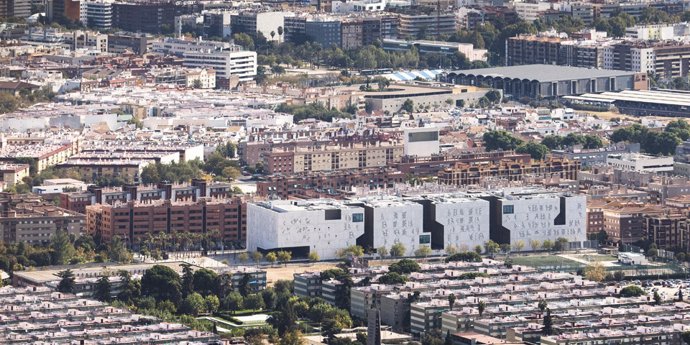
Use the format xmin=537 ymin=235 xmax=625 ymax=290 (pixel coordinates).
xmin=610 ymin=120 xmax=690 ymax=156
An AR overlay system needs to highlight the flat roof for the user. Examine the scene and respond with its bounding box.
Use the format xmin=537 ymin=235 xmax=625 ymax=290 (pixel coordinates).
xmin=449 ymin=64 xmax=635 ymax=82
xmin=565 ymin=90 xmax=690 ymax=107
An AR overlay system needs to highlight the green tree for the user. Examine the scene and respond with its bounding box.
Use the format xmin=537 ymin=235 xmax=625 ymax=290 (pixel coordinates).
xmin=446 ymin=251 xmax=482 ymax=262
xmin=141 ymin=265 xmax=182 ymax=304
xmin=233 ymin=33 xmax=255 ymax=50
xmin=193 ymin=268 xmax=219 ymax=296
xmin=308 ymin=251 xmax=319 ymax=262
xmin=477 ymin=300 xmax=486 ymax=316
xmin=50 ymin=230 xmax=75 ymax=265
xmin=401 ymin=99 xmax=414 ymax=113
xmin=414 ymin=245 xmax=432 ymax=257
xmin=108 ymin=236 xmax=132 ymax=263
xmin=619 ymin=285 xmax=645 ymax=297
xmin=542 ymin=240 xmax=554 ymax=251
xmin=584 ymin=262 xmax=606 ymax=282
xmin=542 ymin=308 xmax=553 ymax=335
xmin=265 ymin=252 xmax=277 ymax=265
xmin=541 ymin=135 xmax=563 ymax=150
xmin=252 ymin=251 xmax=263 ymax=265
xmin=554 ymin=237 xmax=569 ymax=251
xmin=484 ymin=240 xmax=500 ymax=255
xmin=117 ymin=270 xmax=140 ymax=303
xmin=483 ymin=130 xmax=524 ymax=151
xmin=238 ymin=252 xmax=249 ymax=263
xmin=516 ymin=142 xmax=550 ymax=160
xmin=276 ymin=250 xmax=292 ymax=266
xmin=223 ymin=291 xmax=244 ymax=311
xmin=390 ymin=242 xmax=406 ymax=257
xmin=0 ymin=93 xmax=19 ymax=113
xmin=56 ymin=269 xmax=76 ymax=293
xmin=388 ymin=259 xmax=421 ymax=274
xmin=204 ymin=295 xmax=220 ymax=314
xmin=181 ymin=263 xmax=194 ymax=297
xmin=377 ymin=272 xmax=407 ymax=284
xmin=654 ymin=290 xmax=662 ymax=305
xmin=448 ymin=293 xmax=456 ymax=310
xmin=280 ymin=329 xmax=304 ymax=345
xmin=180 ymin=292 xmax=207 ymax=316
xmin=538 ymin=299 xmax=548 ymax=314
xmin=244 ymin=293 xmax=265 ymax=310
xmin=93 ymin=275 xmax=111 ymax=302
xmin=338 ymin=245 xmax=364 ymax=258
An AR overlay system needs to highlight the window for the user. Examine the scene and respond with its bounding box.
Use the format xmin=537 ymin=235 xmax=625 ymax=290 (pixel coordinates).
xmin=352 ymin=213 xmax=364 ymax=222
xmin=419 ymin=234 xmax=431 ymax=244
xmin=503 ymin=205 xmax=514 ymax=214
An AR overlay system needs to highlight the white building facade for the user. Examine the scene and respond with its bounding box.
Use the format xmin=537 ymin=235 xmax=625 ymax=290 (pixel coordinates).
xmin=493 ymin=191 xmax=587 ymax=251
xmin=183 ymin=49 xmax=257 ymax=81
xmin=247 ymin=200 xmax=365 ymax=260
xmin=428 ymin=194 xmax=490 ymax=252
xmin=356 ymin=198 xmax=424 ymax=256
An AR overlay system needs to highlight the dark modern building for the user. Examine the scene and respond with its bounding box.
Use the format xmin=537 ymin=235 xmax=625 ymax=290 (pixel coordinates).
xmin=112 ymin=0 xmax=175 ymax=34
xmin=444 ymin=64 xmax=647 ymax=98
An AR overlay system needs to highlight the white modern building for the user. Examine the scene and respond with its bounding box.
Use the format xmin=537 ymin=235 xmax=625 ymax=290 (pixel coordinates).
xmin=606 ymin=153 xmax=674 ymax=173
xmin=404 ymin=127 xmax=440 ymax=157
xmin=351 ymin=197 xmax=424 ymax=256
xmin=422 ymin=194 xmax=490 ymax=252
xmin=625 ymin=24 xmax=677 ymax=40
xmin=32 ymin=178 xmax=89 ymax=194
xmin=152 ymin=37 xmax=238 ymax=56
xmin=183 ymin=49 xmax=257 ymax=82
xmin=488 ymin=190 xmax=587 ymax=251
xmin=247 ymin=199 xmax=365 ymax=260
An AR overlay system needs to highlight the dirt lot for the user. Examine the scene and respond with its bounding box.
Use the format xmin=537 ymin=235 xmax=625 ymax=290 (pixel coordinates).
xmin=264 ymin=262 xmax=338 ymax=285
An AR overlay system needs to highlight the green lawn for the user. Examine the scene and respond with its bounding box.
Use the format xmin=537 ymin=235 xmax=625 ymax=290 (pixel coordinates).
xmin=512 ymin=255 xmax=584 ymax=270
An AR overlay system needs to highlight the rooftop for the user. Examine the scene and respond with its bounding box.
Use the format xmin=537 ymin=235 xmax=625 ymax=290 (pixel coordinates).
xmin=448 ymin=64 xmax=635 ymax=82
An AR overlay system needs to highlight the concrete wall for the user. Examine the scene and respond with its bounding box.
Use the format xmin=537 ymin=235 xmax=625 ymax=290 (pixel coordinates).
xmin=499 ymin=194 xmax=587 ymax=250
xmin=434 ymin=198 xmax=490 ymax=252
xmin=247 ymin=202 xmax=365 ymax=259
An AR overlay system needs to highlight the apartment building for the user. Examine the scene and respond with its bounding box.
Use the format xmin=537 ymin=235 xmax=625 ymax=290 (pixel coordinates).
xmin=0 ymin=143 xmax=76 ymax=174
xmin=0 ymin=163 xmax=29 ymax=190
xmin=56 ymin=159 xmax=149 ymax=183
xmin=603 ymin=204 xmax=663 ymax=244
xmin=255 ymin=167 xmax=405 ymax=199
xmin=85 ymin=0 xmax=113 ymax=31
xmin=262 ymin=141 xmax=404 ymax=174
xmin=645 ymin=213 xmax=688 ymax=252
xmin=85 ymin=196 xmax=246 ymax=246
xmin=0 ymin=195 xmax=84 ymax=244
xmin=437 ymin=158 xmax=580 ymax=186
xmin=396 ymin=11 xmax=456 ymax=39
xmin=508 ymin=34 xmax=690 ymax=79
xmin=61 ymin=179 xmax=233 ymax=212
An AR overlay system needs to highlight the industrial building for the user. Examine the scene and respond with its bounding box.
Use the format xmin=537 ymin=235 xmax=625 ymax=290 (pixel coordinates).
xmin=564 ymin=89 xmax=690 ymax=117
xmin=444 ymin=65 xmax=647 ymax=99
